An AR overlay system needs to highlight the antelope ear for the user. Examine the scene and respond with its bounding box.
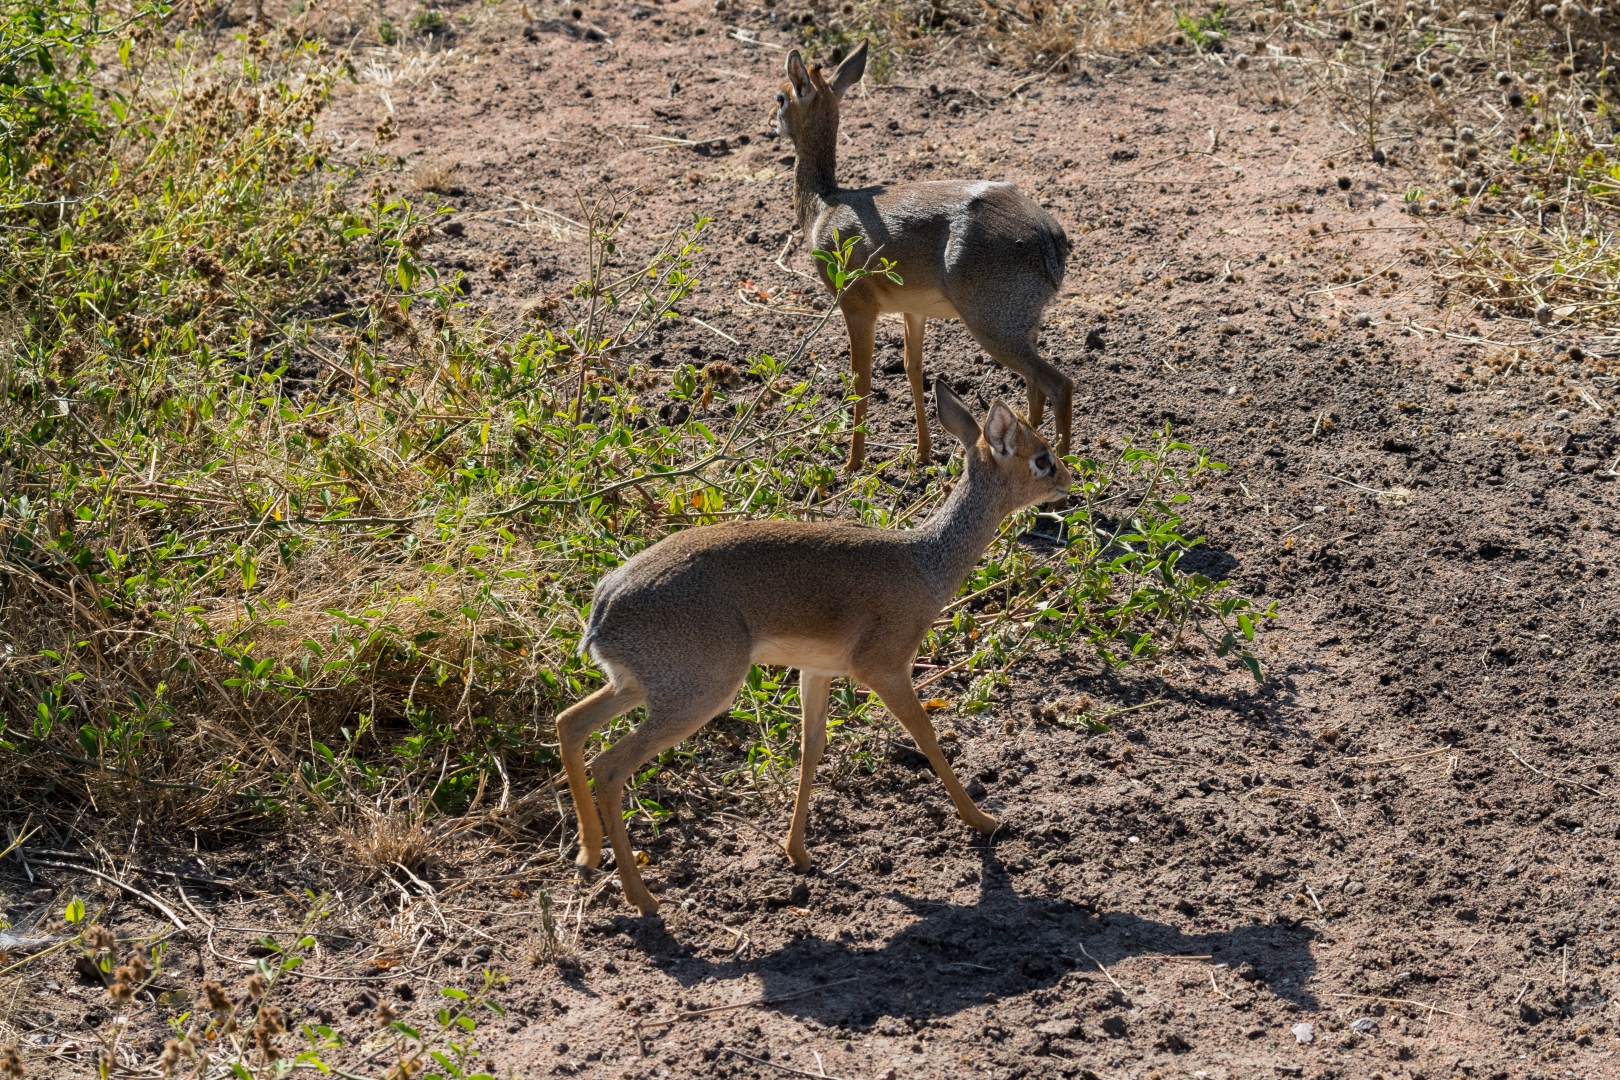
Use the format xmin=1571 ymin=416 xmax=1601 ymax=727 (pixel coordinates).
xmin=982 ymin=400 xmax=1021 ymax=458
xmin=935 ymin=382 xmax=979 ymax=446
xmin=829 ymin=40 xmax=868 ymax=98
xmin=785 ymin=50 xmax=814 ymax=100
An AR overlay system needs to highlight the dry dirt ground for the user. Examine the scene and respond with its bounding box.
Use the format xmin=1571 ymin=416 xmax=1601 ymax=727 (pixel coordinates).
xmin=7 ymin=2 xmax=1620 ymax=1079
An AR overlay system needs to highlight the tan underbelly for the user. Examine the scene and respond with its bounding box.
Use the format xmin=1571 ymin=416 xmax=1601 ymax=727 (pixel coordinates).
xmin=874 ymin=283 xmax=960 ymax=321
xmin=751 ymin=636 xmax=852 ymax=676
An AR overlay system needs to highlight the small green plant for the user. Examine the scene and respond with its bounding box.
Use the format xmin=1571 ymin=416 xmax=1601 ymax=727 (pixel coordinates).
xmin=379 ymin=16 xmax=397 ymax=43
xmin=410 ymin=8 xmax=444 ymax=34
xmin=525 ymin=888 xmax=570 ymax=966
xmin=812 ymin=228 xmax=903 ymax=293
xmin=1174 ymin=3 xmax=1226 ymax=45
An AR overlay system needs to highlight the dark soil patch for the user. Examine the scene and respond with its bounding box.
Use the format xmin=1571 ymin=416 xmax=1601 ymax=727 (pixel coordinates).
xmin=8 ymin=2 xmax=1619 ymax=1077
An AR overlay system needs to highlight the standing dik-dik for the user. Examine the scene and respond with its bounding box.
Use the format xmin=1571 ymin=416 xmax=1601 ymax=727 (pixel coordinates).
xmin=774 ymin=41 xmax=1074 ymax=472
xmin=557 ymin=384 xmax=1072 ymax=915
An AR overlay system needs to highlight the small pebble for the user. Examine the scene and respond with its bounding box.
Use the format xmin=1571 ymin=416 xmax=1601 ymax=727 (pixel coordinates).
xmin=1352 ymin=313 xmax=1372 ymax=328
xmin=1351 ymin=1017 xmax=1378 ymax=1034
xmin=1292 ymin=1022 xmax=1315 ymax=1044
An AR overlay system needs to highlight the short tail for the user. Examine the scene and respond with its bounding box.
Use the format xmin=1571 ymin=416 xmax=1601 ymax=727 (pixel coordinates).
xmin=578 ymin=604 xmax=604 ymax=658
xmin=1040 ymin=225 xmax=1071 ymax=291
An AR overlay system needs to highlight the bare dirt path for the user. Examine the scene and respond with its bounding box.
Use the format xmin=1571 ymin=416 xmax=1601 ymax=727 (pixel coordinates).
xmin=12 ymin=2 xmax=1620 ymax=1078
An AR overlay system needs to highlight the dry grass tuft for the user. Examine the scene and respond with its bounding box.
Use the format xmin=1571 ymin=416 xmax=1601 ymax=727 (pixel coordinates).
xmin=408 ymin=159 xmax=459 ymax=195
xmin=339 ymin=805 xmax=449 ymax=882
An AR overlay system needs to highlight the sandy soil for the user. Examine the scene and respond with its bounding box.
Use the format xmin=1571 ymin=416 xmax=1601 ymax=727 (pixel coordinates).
xmin=8 ymin=1 xmax=1620 ymax=1078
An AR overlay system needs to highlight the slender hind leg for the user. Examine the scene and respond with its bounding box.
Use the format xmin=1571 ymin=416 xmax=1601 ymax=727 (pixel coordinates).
xmin=556 ymin=681 xmax=645 ymax=872
xmin=784 ymin=671 xmax=833 ymax=868
xmin=588 ymin=682 xmax=744 ymax=915
xmin=961 ymin=317 xmax=1073 ymax=457
xmin=902 ymin=312 xmax=931 ymax=464
xmin=1027 ymin=380 xmax=1047 ymax=432
xmin=842 ymin=300 xmax=879 ymax=472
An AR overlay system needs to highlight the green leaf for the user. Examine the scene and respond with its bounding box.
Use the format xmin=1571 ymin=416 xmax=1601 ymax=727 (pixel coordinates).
xmin=64 ymin=897 xmax=85 ymax=924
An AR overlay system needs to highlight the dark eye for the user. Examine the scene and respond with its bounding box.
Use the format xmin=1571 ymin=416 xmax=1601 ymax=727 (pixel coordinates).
xmin=1034 ymin=452 xmax=1053 ymax=475
xmin=776 ymin=92 xmax=787 ymax=107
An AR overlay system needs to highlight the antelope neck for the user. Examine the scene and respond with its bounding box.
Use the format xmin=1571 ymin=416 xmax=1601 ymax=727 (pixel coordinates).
xmin=910 ymin=452 xmax=1015 ymax=606
xmin=792 ymin=129 xmax=839 ymax=235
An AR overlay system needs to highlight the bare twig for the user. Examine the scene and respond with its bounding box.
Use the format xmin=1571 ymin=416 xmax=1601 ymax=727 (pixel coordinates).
xmin=636 ymin=977 xmax=862 ymax=1028
xmin=723 ymin=1047 xmax=854 ymax=1080
xmin=1073 ymin=942 xmax=1128 ymax=995
xmin=27 ymin=859 xmax=187 ymax=933
xmin=1331 ymin=992 xmax=1467 ymax=1019
xmin=1508 ymin=748 xmax=1607 ymax=797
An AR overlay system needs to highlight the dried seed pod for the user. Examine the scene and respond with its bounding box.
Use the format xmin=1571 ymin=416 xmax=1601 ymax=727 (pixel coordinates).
xmin=255 ymin=1004 xmax=286 ymax=1036
xmin=202 ymin=981 xmax=232 ymax=1012
xmin=1337 ymin=175 xmax=1353 ymax=190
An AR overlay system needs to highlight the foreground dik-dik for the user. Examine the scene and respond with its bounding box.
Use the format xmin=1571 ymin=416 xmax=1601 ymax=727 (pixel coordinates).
xmin=557 ymin=385 xmax=1072 ymax=914
xmin=774 ymin=41 xmax=1074 ymax=471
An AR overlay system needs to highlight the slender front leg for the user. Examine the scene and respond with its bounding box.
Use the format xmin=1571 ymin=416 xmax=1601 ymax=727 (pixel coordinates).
xmin=555 ymin=682 xmax=644 ymax=872
xmin=863 ymin=670 xmax=998 ymax=835
xmin=843 ymin=302 xmax=878 ymax=472
xmin=785 ymin=671 xmax=833 ymax=868
xmin=902 ymin=312 xmax=931 ymax=464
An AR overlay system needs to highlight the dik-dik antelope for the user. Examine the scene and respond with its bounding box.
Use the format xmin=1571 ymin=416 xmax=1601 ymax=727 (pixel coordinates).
xmin=557 ymin=384 xmax=1072 ymax=914
xmin=774 ymin=41 xmax=1074 ymax=471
